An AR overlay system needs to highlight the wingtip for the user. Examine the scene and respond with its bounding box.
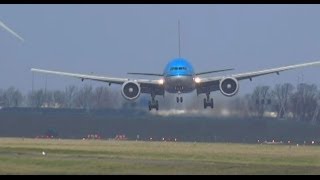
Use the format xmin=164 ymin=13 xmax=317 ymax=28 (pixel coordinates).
xmin=17 ymin=36 xmax=24 ymax=43
xmin=0 ymin=20 xmax=25 ymax=43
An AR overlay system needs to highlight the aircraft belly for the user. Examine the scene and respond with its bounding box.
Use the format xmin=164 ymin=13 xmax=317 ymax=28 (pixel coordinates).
xmin=164 ymin=76 xmax=195 ymax=93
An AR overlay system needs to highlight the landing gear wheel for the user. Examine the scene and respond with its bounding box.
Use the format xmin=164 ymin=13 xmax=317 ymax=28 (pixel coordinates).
xmin=204 ymin=95 xmax=214 ymax=109
xmin=148 ymin=98 xmax=159 ymax=111
xmin=180 ymin=97 xmax=183 ymax=103
xmin=155 ymin=100 xmax=159 ymax=111
xmin=148 ymin=101 xmax=152 ymax=111
xmin=210 ymin=98 xmax=214 ymax=109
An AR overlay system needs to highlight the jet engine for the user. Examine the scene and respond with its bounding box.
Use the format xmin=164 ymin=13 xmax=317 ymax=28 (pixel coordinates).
xmin=121 ymin=81 xmax=141 ymax=100
xmin=219 ymin=77 xmax=239 ymax=97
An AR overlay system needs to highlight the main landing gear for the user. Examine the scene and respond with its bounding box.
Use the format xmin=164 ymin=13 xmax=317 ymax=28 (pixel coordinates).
xmin=148 ymin=94 xmax=159 ymax=111
xmin=204 ymin=93 xmax=214 ymax=109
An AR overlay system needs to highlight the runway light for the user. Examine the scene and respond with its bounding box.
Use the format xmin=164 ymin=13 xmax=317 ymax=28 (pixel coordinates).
xmin=158 ymin=79 xmax=164 ymax=85
xmin=194 ymin=77 xmax=201 ymax=83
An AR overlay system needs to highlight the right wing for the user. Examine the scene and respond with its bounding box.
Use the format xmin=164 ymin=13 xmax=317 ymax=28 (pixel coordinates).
xmin=31 ymin=68 xmax=165 ymax=96
xmin=30 ymin=68 xmax=162 ymax=86
xmin=31 ymin=68 xmax=166 ymax=97
xmin=31 ymin=68 xmax=128 ymax=84
xmin=127 ymin=72 xmax=163 ymax=76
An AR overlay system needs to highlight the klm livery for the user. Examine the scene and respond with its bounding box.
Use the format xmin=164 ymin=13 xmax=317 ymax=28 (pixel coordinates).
xmin=31 ymin=22 xmax=320 ymax=111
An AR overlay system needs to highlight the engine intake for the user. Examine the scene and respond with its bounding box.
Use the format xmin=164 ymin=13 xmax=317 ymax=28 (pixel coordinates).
xmin=219 ymin=77 xmax=239 ymax=97
xmin=121 ymin=81 xmax=141 ymax=100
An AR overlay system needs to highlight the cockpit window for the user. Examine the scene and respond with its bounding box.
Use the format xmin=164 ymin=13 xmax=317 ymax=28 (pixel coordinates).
xmin=170 ymin=67 xmax=187 ymax=71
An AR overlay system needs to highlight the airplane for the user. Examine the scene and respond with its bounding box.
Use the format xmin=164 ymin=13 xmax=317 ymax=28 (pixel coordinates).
xmin=31 ymin=22 xmax=320 ymax=111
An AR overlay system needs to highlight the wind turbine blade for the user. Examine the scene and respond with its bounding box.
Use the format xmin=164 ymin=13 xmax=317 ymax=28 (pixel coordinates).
xmin=0 ymin=20 xmax=24 ymax=42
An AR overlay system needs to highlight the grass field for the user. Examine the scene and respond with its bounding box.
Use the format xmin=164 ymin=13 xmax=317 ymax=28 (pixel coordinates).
xmin=0 ymin=138 xmax=319 ymax=174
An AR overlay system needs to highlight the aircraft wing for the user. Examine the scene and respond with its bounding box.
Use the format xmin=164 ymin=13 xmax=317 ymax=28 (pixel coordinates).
xmin=30 ymin=68 xmax=160 ymax=85
xmin=231 ymin=61 xmax=320 ymax=81
xmin=0 ymin=20 xmax=24 ymax=42
xmin=197 ymin=61 xmax=320 ymax=93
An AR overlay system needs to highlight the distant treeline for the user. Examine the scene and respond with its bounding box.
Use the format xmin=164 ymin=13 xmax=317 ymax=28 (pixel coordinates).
xmin=0 ymin=83 xmax=320 ymax=124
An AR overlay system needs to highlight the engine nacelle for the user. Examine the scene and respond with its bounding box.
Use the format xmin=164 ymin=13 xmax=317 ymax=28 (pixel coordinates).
xmin=219 ymin=77 xmax=239 ymax=97
xmin=121 ymin=81 xmax=141 ymax=100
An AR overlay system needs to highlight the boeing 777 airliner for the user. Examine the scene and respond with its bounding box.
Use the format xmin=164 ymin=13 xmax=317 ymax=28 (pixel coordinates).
xmin=31 ymin=58 xmax=320 ymax=111
xmin=31 ymin=22 xmax=320 ymax=111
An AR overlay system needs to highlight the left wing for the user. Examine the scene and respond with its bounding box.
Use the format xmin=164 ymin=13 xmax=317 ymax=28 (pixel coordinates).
xmin=197 ymin=61 xmax=320 ymax=94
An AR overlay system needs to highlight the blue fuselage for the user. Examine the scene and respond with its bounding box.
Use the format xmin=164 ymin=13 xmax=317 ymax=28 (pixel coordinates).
xmin=163 ymin=58 xmax=196 ymax=94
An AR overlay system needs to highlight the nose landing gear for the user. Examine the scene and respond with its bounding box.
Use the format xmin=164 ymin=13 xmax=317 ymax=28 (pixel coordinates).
xmin=176 ymin=97 xmax=183 ymax=103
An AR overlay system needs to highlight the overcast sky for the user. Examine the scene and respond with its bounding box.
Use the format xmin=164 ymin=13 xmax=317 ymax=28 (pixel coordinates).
xmin=1 ymin=4 xmax=320 ymax=95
